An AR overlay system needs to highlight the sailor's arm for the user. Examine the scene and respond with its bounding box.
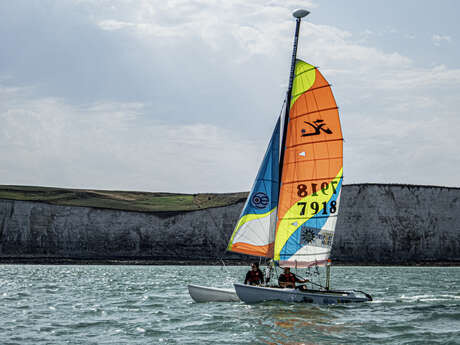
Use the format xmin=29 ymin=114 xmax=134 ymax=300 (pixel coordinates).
xmin=244 ymin=271 xmax=252 ymax=284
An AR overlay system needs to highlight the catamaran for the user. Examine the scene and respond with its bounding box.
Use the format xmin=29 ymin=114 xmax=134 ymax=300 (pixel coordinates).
xmin=188 ymin=9 xmax=372 ymax=304
xmin=226 ymin=9 xmax=372 ymax=304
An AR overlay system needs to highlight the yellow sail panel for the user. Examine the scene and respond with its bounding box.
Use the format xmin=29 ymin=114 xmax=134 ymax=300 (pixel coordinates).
xmin=227 ymin=208 xmax=277 ymax=257
xmin=274 ymin=171 xmax=343 ymax=267
xmin=290 ymin=60 xmax=316 ymax=108
xmin=274 ymin=59 xmax=343 ymax=267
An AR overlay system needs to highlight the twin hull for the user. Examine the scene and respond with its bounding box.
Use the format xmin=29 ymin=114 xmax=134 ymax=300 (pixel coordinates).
xmin=188 ymin=284 xmax=239 ymax=303
xmin=234 ymin=283 xmax=371 ymax=304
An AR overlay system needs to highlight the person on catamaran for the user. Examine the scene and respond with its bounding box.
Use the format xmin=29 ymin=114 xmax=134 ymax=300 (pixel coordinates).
xmin=278 ymin=267 xmax=309 ymax=289
xmin=244 ymin=262 xmax=264 ymax=286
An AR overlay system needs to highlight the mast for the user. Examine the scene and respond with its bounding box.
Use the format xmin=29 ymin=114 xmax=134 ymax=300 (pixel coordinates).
xmin=279 ymin=9 xmax=310 ymax=186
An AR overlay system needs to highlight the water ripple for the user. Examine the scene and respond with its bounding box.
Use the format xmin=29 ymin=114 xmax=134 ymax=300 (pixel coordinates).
xmin=0 ymin=265 xmax=459 ymax=344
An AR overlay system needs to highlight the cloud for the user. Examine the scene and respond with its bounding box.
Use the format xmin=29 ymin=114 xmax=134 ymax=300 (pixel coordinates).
xmin=0 ymin=0 xmax=459 ymax=192
xmin=432 ymin=34 xmax=452 ymax=46
xmin=0 ymin=84 xmax=268 ymax=193
xmin=98 ymin=20 xmax=135 ymax=31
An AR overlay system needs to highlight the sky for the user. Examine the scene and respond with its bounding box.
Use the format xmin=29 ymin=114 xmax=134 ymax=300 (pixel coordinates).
xmin=1 ymin=0 xmax=459 ymax=193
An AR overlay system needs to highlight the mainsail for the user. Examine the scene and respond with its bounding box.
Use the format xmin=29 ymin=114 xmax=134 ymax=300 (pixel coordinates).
xmin=274 ymin=59 xmax=343 ymax=267
xmin=227 ymin=118 xmax=280 ymax=257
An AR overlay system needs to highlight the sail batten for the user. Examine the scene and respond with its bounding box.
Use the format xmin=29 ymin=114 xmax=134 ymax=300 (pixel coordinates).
xmin=287 ymin=139 xmax=343 ymax=148
xmin=290 ymin=106 xmax=339 ymax=120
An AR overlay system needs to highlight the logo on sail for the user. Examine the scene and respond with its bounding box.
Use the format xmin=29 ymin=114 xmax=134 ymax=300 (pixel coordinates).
xmin=300 ymin=227 xmax=316 ymax=244
xmin=251 ymin=192 xmax=269 ymax=209
xmin=301 ymin=119 xmax=332 ymax=137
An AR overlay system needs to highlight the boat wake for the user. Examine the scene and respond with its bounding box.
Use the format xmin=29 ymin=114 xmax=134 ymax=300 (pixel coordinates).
xmin=399 ymin=294 xmax=460 ymax=302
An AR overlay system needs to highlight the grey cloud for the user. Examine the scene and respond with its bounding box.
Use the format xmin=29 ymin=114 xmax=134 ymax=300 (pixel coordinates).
xmin=1 ymin=0 xmax=459 ymax=191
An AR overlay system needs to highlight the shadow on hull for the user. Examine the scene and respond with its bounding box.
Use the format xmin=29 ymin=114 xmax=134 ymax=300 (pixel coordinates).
xmin=234 ymin=283 xmax=372 ymax=305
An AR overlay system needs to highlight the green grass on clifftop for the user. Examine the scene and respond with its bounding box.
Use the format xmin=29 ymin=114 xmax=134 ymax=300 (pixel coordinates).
xmin=0 ymin=185 xmax=248 ymax=213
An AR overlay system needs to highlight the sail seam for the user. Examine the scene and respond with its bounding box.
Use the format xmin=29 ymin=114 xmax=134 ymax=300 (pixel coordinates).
xmin=281 ymin=176 xmax=343 ymax=185
xmin=280 ymin=251 xmax=331 ymax=256
xmin=291 ymin=84 xmax=330 ymax=99
xmin=283 ymin=215 xmax=338 ymax=220
xmin=284 ymin=156 xmax=342 ymax=164
xmin=290 ymin=106 xmax=338 ymax=120
xmin=305 ymin=84 xmax=331 ymax=93
xmin=286 ymin=138 xmax=343 ymax=149
xmin=280 ymin=252 xmax=330 ymax=256
xmin=295 ymin=66 xmax=317 ymax=77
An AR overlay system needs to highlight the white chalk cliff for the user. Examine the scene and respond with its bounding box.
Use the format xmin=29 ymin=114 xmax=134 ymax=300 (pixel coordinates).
xmin=0 ymin=184 xmax=459 ymax=263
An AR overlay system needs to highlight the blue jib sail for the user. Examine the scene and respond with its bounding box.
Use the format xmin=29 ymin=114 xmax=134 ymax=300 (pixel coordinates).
xmin=227 ymin=117 xmax=280 ymax=257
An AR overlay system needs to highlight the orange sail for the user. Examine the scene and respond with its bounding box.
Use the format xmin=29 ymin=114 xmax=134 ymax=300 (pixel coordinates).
xmin=274 ymin=59 xmax=343 ymax=267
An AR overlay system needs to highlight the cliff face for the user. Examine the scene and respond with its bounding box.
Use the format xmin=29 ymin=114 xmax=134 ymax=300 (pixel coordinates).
xmin=0 ymin=184 xmax=459 ymax=263
xmin=0 ymin=200 xmax=242 ymax=260
xmin=333 ymin=184 xmax=460 ymax=263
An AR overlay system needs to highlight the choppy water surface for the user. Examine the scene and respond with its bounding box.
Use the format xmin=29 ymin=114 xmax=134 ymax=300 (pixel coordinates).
xmin=0 ymin=265 xmax=459 ymax=344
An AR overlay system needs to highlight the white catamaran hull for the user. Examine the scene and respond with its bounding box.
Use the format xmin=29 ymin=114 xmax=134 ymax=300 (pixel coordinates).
xmin=188 ymin=284 xmax=240 ymax=303
xmin=234 ymin=283 xmax=371 ymax=305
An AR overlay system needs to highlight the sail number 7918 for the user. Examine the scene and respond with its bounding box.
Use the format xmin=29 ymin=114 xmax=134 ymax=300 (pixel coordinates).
xmin=297 ymin=201 xmax=337 ymax=216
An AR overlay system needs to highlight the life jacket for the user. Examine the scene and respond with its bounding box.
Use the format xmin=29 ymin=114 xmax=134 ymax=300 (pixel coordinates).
xmin=247 ymin=270 xmax=262 ymax=283
xmin=282 ymin=272 xmax=296 ymax=283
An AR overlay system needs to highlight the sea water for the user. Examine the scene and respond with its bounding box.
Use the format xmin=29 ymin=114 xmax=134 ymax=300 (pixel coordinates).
xmin=0 ymin=265 xmax=459 ymax=344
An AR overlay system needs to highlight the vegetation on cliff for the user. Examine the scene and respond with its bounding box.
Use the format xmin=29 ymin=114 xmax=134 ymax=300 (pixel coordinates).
xmin=0 ymin=185 xmax=248 ymax=213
